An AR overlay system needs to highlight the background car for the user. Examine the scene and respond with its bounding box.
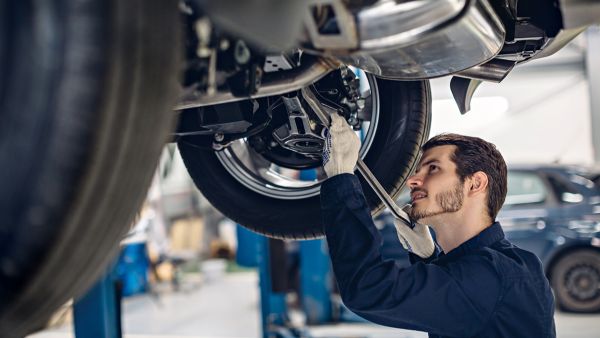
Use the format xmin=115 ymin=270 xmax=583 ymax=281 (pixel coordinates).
xmin=378 ymin=164 xmax=600 ymax=313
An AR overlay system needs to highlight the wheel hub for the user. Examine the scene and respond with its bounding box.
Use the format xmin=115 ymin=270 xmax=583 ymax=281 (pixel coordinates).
xmin=215 ymin=70 xmax=379 ymax=200
xmin=566 ymin=265 xmax=600 ymax=301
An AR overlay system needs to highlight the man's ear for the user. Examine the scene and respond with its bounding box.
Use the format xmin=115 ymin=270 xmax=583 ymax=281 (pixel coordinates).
xmin=469 ymin=171 xmax=488 ymax=195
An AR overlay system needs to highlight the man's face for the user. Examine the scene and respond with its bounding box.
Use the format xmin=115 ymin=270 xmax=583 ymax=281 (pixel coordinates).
xmin=406 ymin=145 xmax=465 ymax=223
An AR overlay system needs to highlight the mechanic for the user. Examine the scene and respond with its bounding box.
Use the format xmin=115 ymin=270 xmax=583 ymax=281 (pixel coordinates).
xmin=320 ymin=114 xmax=556 ymax=338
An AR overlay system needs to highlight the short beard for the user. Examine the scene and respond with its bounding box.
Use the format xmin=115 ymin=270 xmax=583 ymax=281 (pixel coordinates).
xmin=410 ymin=181 xmax=464 ymax=221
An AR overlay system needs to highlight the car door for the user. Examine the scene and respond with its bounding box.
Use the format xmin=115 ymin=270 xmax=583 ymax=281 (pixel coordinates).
xmin=498 ymin=170 xmax=557 ymax=258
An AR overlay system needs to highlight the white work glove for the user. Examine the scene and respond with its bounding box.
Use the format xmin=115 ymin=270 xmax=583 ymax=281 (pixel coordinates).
xmin=322 ymin=114 xmax=360 ymax=177
xmin=394 ymin=205 xmax=435 ymax=258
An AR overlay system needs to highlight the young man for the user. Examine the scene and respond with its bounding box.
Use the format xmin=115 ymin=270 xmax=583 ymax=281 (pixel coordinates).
xmin=320 ymin=114 xmax=556 ymax=338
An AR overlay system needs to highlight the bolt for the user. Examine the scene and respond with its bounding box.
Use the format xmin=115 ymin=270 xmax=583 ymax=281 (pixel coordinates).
xmin=357 ymin=99 xmax=366 ymax=109
xmin=194 ymin=19 xmax=211 ymax=42
xmin=194 ymin=19 xmax=212 ymax=58
xmin=219 ymin=39 xmax=230 ymax=50
xmin=234 ymin=40 xmax=251 ymax=65
xmin=214 ymin=133 xmax=225 ymax=142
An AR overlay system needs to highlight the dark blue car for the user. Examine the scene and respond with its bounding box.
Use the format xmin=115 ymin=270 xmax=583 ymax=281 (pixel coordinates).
xmin=379 ymin=164 xmax=600 ymax=313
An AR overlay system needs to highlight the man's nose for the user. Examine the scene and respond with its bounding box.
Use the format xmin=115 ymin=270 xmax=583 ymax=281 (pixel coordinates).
xmin=406 ymin=173 xmax=422 ymax=188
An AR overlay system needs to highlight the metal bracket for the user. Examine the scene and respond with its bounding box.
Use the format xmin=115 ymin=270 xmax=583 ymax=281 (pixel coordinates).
xmin=272 ymin=96 xmax=325 ymax=156
xmin=450 ymin=76 xmax=483 ymax=115
xmin=303 ymin=0 xmax=358 ymax=50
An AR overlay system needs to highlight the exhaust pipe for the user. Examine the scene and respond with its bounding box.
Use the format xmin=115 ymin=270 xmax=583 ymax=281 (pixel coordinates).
xmin=175 ymin=56 xmax=337 ymax=110
xmin=305 ymin=0 xmax=506 ymax=80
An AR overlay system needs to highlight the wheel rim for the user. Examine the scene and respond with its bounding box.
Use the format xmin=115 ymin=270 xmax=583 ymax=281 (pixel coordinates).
xmin=565 ymin=263 xmax=600 ymax=301
xmin=216 ymin=71 xmax=380 ymax=200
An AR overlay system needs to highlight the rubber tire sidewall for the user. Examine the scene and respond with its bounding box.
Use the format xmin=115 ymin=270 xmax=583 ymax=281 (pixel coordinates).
xmin=551 ymin=249 xmax=600 ymax=313
xmin=178 ymin=78 xmax=431 ymax=239
xmin=0 ymin=0 xmax=181 ymax=335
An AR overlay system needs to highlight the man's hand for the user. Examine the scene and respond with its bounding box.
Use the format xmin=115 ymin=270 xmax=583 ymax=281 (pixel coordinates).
xmin=394 ymin=205 xmax=435 ymax=258
xmin=322 ymin=114 xmax=360 ymax=177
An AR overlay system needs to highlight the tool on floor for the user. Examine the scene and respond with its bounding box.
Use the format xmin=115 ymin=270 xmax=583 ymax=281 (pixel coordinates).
xmin=301 ymin=87 xmax=414 ymax=228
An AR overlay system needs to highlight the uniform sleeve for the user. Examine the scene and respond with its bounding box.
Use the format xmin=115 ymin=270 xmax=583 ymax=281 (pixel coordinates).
xmin=320 ymin=174 xmax=502 ymax=337
xmin=408 ymin=243 xmax=442 ymax=265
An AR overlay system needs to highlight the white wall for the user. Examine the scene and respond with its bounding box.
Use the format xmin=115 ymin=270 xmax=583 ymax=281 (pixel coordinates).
xmin=429 ymin=61 xmax=593 ymax=166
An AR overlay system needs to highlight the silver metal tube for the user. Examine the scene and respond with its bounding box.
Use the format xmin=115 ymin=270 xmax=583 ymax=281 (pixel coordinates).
xmin=355 ymin=160 xmax=412 ymax=225
xmin=300 ymin=87 xmax=412 ymax=226
xmin=455 ymin=59 xmax=516 ymax=83
xmin=175 ymin=57 xmax=337 ymax=110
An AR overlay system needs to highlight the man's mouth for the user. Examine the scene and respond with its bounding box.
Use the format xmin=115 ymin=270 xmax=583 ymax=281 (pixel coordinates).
xmin=411 ymin=191 xmax=427 ymax=203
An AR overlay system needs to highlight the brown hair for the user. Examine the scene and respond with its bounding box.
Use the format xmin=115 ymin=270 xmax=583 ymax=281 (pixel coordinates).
xmin=422 ymin=133 xmax=507 ymax=220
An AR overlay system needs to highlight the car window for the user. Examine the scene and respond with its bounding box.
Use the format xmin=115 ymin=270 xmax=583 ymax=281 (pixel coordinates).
xmin=591 ymin=175 xmax=600 ymax=189
xmin=569 ymin=173 xmax=600 ymax=194
xmin=505 ymin=171 xmax=547 ymax=206
xmin=547 ymin=175 xmax=584 ymax=203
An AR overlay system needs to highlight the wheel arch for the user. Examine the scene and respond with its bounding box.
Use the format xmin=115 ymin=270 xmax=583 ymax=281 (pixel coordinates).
xmin=544 ymin=243 xmax=600 ymax=279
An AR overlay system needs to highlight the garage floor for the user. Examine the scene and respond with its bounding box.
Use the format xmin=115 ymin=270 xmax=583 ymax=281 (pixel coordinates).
xmin=30 ymin=271 xmax=600 ymax=338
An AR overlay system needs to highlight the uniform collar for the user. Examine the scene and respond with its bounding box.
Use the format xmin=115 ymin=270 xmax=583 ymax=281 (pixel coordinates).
xmin=443 ymin=222 xmax=505 ymax=258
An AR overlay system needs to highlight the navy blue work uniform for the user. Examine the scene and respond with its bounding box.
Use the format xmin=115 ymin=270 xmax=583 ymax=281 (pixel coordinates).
xmin=321 ymin=174 xmax=556 ymax=338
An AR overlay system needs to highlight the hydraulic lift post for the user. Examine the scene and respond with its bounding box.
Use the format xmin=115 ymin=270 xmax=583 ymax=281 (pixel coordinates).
xmin=237 ymin=225 xmax=295 ymax=338
xmin=73 ymin=260 xmax=122 ymax=338
xmin=298 ymin=239 xmax=332 ymax=325
xmin=237 ymin=224 xmax=343 ymax=338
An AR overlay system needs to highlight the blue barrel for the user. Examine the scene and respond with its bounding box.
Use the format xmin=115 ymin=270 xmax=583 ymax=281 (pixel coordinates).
xmin=116 ymin=243 xmax=150 ymax=297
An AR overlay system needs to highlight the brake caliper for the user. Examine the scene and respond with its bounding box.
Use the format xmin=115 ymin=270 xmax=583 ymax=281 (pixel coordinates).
xmin=269 ymin=67 xmax=365 ymax=158
xmin=272 ymin=96 xmax=325 ymax=158
xmin=310 ymin=67 xmax=365 ymax=129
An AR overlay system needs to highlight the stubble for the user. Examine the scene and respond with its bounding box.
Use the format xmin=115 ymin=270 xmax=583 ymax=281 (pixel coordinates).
xmin=410 ymin=181 xmax=464 ymax=221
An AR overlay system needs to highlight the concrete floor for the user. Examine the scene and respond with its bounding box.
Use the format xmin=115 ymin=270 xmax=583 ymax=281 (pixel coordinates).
xmin=31 ymin=271 xmax=600 ymax=338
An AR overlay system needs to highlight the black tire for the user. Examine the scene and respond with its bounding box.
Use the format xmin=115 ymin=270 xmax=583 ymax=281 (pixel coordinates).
xmin=178 ymin=79 xmax=430 ymax=239
xmin=551 ymin=249 xmax=600 ymax=313
xmin=0 ymin=0 xmax=181 ymax=336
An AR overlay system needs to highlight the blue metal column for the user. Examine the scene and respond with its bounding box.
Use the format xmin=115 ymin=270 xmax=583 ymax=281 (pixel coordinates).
xmin=236 ymin=225 xmax=261 ymax=268
xmin=236 ymin=225 xmax=290 ymax=338
xmin=299 ymin=239 xmax=333 ymax=324
xmin=258 ymin=236 xmax=289 ymax=338
xmin=73 ymin=261 xmax=122 ymax=338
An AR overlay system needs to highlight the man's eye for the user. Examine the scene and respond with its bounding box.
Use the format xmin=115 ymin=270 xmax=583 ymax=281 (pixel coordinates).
xmin=429 ymin=165 xmax=438 ymax=172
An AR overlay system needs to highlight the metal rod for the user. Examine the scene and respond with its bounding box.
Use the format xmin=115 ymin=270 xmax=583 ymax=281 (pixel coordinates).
xmin=355 ymin=160 xmax=411 ymax=225
xmin=175 ymin=57 xmax=337 ymax=110
xmin=300 ymin=87 xmax=413 ymax=227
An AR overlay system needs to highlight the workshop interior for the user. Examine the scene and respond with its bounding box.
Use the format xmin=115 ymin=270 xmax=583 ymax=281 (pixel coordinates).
xmin=1 ymin=0 xmax=600 ymax=337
